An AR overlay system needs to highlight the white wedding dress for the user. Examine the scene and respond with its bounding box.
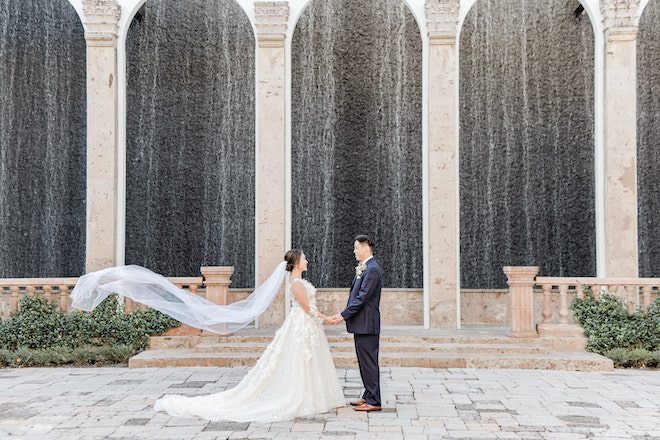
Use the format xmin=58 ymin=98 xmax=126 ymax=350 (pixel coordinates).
xmin=154 ymin=279 xmax=345 ymax=422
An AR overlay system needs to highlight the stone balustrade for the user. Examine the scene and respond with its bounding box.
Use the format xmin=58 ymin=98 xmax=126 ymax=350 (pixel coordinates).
xmin=504 ymin=266 xmax=660 ymax=339
xmin=0 ymin=267 xmax=233 ymax=318
xmin=0 ymin=277 xmax=80 ymax=315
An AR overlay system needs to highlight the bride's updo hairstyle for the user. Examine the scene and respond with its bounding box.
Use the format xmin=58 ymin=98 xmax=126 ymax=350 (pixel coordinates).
xmin=284 ymin=249 xmax=303 ymax=272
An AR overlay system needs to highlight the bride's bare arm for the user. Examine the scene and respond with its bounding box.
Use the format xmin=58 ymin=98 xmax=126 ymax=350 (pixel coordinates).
xmin=290 ymin=280 xmax=332 ymax=324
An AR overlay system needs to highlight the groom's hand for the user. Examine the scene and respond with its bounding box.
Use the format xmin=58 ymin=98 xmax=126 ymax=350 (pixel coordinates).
xmin=331 ymin=314 xmax=344 ymax=325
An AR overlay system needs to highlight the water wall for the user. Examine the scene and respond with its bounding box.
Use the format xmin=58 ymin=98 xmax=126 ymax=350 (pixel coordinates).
xmin=125 ymin=0 xmax=255 ymax=286
xmin=459 ymin=0 xmax=596 ymax=288
xmin=0 ymin=0 xmax=86 ymax=277
xmin=637 ymin=0 xmax=660 ymax=277
xmin=291 ymin=0 xmax=423 ymax=288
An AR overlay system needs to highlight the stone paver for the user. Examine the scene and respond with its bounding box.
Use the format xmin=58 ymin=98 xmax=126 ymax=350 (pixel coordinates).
xmin=1 ymin=367 xmax=659 ymax=439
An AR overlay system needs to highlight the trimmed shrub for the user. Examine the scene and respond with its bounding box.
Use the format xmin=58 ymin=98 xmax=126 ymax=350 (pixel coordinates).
xmin=0 ymin=293 xmax=180 ymax=365
xmin=570 ymin=291 xmax=660 ymax=354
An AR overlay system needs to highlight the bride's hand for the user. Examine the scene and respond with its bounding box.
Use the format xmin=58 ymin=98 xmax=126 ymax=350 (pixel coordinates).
xmin=323 ymin=316 xmax=334 ymax=325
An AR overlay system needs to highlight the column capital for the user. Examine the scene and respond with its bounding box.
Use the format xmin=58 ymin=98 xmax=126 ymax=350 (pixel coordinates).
xmin=82 ymin=0 xmax=121 ymax=47
xmin=425 ymin=0 xmax=459 ymax=45
xmin=255 ymin=1 xmax=289 ymax=47
xmin=601 ymin=0 xmax=640 ymax=40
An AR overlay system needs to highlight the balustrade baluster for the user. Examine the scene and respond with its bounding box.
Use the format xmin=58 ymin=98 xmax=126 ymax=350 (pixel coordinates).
xmin=44 ymin=285 xmax=52 ymax=302
xmin=558 ymin=284 xmax=569 ymax=324
xmin=642 ymin=285 xmax=652 ymax=312
xmin=542 ymin=284 xmax=553 ymax=324
xmin=576 ymin=284 xmax=585 ymax=299
xmin=591 ymin=285 xmax=601 ymax=300
xmin=189 ymin=285 xmax=199 ymax=295
xmin=624 ymin=285 xmax=635 ymax=315
xmin=124 ymin=297 xmax=134 ymax=313
xmin=59 ymin=285 xmax=69 ymax=311
xmin=10 ymin=286 xmax=19 ymax=312
xmin=611 ymin=285 xmax=620 ymax=296
xmin=26 ymin=285 xmax=36 ymax=297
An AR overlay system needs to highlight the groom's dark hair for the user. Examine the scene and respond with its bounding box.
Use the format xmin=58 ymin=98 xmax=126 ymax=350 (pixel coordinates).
xmin=355 ymin=234 xmax=375 ymax=249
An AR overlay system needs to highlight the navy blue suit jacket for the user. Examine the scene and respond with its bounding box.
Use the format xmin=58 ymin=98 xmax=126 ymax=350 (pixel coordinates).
xmin=340 ymin=258 xmax=382 ymax=335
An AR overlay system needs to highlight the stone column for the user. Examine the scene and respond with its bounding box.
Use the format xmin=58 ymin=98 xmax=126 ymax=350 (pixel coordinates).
xmin=503 ymin=266 xmax=539 ymax=338
xmin=425 ymin=0 xmax=460 ymax=328
xmin=601 ymin=0 xmax=640 ymax=277
xmin=254 ymin=2 xmax=288 ymax=326
xmin=82 ymin=1 xmax=121 ymax=273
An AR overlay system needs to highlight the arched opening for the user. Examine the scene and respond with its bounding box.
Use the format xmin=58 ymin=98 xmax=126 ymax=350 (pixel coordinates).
xmin=0 ymin=0 xmax=86 ymax=277
xmin=459 ymin=0 xmax=596 ymax=288
xmin=291 ymin=0 xmax=423 ymax=288
xmin=125 ymin=0 xmax=256 ymax=286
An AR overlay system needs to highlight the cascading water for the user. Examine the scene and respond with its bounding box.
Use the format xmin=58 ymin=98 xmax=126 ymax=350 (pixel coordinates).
xmin=125 ymin=0 xmax=255 ymax=287
xmin=291 ymin=0 xmax=423 ymax=288
xmin=0 ymin=0 xmax=86 ymax=277
xmin=459 ymin=0 xmax=596 ymax=289
xmin=637 ymin=0 xmax=660 ymax=278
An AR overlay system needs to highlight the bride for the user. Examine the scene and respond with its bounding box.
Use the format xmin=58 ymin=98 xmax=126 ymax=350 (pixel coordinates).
xmin=155 ymin=249 xmax=344 ymax=421
xmin=71 ymin=249 xmax=345 ymax=422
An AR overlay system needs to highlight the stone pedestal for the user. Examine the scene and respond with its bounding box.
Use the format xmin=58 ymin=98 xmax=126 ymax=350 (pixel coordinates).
xmin=201 ymin=267 xmax=234 ymax=305
xmin=82 ymin=0 xmax=121 ymax=273
xmin=601 ymin=0 xmax=640 ymax=277
xmin=503 ymin=266 xmax=539 ymax=338
xmin=200 ymin=266 xmax=234 ymax=335
xmin=425 ymin=0 xmax=460 ymax=328
xmin=254 ymin=2 xmax=289 ymax=326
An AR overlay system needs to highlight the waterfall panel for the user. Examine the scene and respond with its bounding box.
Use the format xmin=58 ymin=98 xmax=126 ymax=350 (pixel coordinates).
xmin=126 ymin=0 xmax=255 ymax=286
xmin=0 ymin=0 xmax=86 ymax=277
xmin=291 ymin=0 xmax=423 ymax=288
xmin=638 ymin=0 xmax=660 ymax=277
xmin=459 ymin=0 xmax=596 ymax=288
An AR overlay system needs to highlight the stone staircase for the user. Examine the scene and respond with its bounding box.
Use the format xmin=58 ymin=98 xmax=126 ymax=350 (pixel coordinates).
xmin=129 ymin=326 xmax=613 ymax=371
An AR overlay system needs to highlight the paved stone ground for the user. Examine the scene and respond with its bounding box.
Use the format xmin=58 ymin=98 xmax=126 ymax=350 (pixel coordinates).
xmin=1 ymin=366 xmax=660 ymax=440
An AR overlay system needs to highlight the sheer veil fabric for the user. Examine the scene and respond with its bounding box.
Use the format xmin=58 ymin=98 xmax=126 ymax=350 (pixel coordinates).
xmin=70 ymin=262 xmax=287 ymax=334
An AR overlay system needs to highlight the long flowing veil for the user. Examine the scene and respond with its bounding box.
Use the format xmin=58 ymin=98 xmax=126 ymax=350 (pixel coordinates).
xmin=70 ymin=262 xmax=287 ymax=334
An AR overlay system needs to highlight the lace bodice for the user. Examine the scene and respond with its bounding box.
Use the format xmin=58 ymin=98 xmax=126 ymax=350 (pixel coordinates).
xmin=289 ymin=278 xmax=322 ymax=322
xmin=289 ymin=278 xmax=316 ymax=308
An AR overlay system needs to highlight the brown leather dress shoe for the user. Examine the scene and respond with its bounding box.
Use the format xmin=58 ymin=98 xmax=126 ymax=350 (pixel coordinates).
xmin=354 ymin=403 xmax=382 ymax=412
xmin=350 ymin=399 xmax=366 ymax=406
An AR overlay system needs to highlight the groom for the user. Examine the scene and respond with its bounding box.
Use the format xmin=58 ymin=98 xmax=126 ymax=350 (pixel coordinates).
xmin=332 ymin=235 xmax=382 ymax=411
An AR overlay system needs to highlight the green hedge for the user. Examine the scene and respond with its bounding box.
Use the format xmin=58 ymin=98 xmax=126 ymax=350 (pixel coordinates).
xmin=570 ymin=290 xmax=660 ymax=367
xmin=0 ymin=294 xmax=180 ymax=366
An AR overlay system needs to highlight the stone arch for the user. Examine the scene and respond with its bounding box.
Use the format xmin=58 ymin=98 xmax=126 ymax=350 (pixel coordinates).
xmin=458 ymin=0 xmax=597 ymax=288
xmin=290 ymin=0 xmax=423 ymax=288
xmin=637 ymin=0 xmax=660 ymax=277
xmin=0 ymin=0 xmax=86 ymax=277
xmin=124 ymin=0 xmax=256 ymax=286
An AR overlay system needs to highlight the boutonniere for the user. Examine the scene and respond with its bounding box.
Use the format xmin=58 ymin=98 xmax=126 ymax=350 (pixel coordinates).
xmin=355 ymin=262 xmax=367 ymax=278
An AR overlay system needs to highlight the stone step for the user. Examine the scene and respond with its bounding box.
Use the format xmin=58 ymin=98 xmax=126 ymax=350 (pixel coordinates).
xmin=129 ymin=349 xmax=612 ymax=371
xmin=149 ymin=334 xmax=585 ymax=352
xmin=191 ymin=341 xmax=549 ymax=355
xmin=148 ymin=334 xmax=568 ymax=348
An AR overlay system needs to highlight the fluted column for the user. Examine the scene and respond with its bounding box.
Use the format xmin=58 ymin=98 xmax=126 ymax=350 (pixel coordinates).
xmin=254 ymin=2 xmax=288 ymax=326
xmin=601 ymin=0 xmax=640 ymax=277
xmin=426 ymin=0 xmax=460 ymax=328
xmin=82 ymin=0 xmax=121 ymax=273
